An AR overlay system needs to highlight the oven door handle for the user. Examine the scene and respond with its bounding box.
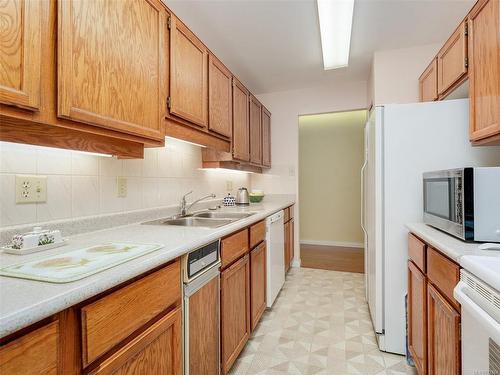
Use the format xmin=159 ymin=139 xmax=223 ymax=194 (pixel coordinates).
xmin=454 ymin=281 xmax=500 ymax=342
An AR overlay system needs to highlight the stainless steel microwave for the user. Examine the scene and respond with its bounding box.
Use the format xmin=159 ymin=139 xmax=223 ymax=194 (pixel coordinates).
xmin=423 ymin=167 xmax=500 ymax=243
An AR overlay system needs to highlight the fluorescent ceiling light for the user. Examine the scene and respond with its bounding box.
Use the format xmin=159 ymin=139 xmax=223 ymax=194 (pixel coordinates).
xmin=317 ymin=0 xmax=355 ymax=70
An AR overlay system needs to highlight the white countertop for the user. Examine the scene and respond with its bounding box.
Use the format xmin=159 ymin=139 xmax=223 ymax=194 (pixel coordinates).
xmin=0 ymin=198 xmax=294 ymax=338
xmin=406 ymin=222 xmax=500 ymax=263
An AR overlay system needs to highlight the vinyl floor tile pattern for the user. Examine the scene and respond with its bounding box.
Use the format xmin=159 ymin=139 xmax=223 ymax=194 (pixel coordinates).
xmin=229 ymin=268 xmax=417 ymax=375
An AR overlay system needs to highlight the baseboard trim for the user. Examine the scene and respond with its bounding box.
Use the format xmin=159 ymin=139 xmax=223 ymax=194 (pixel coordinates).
xmin=300 ymin=239 xmax=364 ymax=249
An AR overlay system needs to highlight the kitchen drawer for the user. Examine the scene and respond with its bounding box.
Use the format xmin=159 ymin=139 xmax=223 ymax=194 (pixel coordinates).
xmin=250 ymin=220 xmax=266 ymax=249
xmin=427 ymin=247 xmax=460 ymax=311
xmin=0 ymin=321 xmax=59 ymax=375
xmin=221 ymin=229 xmax=249 ymax=268
xmin=408 ymin=233 xmax=426 ymax=272
xmin=81 ymin=260 xmax=181 ymax=366
xmin=289 ymin=205 xmax=294 ymax=220
xmin=283 ymin=208 xmax=290 ymax=223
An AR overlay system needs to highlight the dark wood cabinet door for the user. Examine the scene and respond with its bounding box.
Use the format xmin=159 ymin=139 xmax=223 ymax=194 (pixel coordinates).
xmin=221 ymin=255 xmax=250 ymax=374
xmin=58 ymin=0 xmax=166 ymax=140
xmin=232 ymin=78 xmax=250 ymax=161
xmin=427 ymin=284 xmax=460 ymax=375
xmin=250 ymin=242 xmax=267 ymax=331
xmin=169 ymin=15 xmax=208 ymax=128
xmin=261 ymin=107 xmax=271 ymax=167
xmin=0 ymin=0 xmax=42 ymax=110
xmin=89 ymin=308 xmax=182 ymax=375
xmin=209 ymin=54 xmax=232 ymax=138
xmin=468 ymin=0 xmax=500 ymax=143
xmin=408 ymin=261 xmax=427 ymax=375
xmin=249 ymin=95 xmax=262 ymax=165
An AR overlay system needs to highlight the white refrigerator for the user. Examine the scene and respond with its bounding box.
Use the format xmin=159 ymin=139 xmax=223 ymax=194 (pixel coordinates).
xmin=361 ymin=99 xmax=500 ymax=355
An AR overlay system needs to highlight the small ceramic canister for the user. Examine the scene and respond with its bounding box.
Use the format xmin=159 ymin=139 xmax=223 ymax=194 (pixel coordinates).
xmin=223 ymin=193 xmax=236 ymax=207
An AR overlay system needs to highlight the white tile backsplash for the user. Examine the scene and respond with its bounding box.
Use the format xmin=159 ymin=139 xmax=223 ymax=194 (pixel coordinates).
xmin=0 ymin=139 xmax=251 ymax=227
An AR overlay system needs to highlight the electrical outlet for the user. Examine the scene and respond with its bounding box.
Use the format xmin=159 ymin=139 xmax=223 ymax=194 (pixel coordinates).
xmin=117 ymin=176 xmax=127 ymax=198
xmin=226 ymin=180 xmax=233 ymax=191
xmin=15 ymin=175 xmax=47 ymax=204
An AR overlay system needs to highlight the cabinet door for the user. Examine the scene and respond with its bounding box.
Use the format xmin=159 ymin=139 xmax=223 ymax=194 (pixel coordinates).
xmin=0 ymin=0 xmax=42 ymax=110
xmin=408 ymin=261 xmax=427 ymax=375
xmin=209 ymin=54 xmax=232 ymax=138
xmin=284 ymin=221 xmax=291 ymax=273
xmin=232 ymin=78 xmax=250 ymax=161
xmin=250 ymin=242 xmax=267 ymax=331
xmin=221 ymin=255 xmax=250 ymax=375
xmin=468 ymin=0 xmax=500 ymax=142
xmin=261 ymin=107 xmax=271 ymax=167
xmin=419 ymin=59 xmax=438 ymax=102
xmin=249 ymin=95 xmax=262 ymax=165
xmin=427 ymin=284 xmax=460 ymax=375
xmin=58 ymin=0 xmax=166 ymax=140
xmin=0 ymin=321 xmax=58 ymax=375
xmin=289 ymin=218 xmax=294 ymax=267
xmin=437 ymin=21 xmax=468 ymax=95
xmin=90 ymin=308 xmax=182 ymax=375
xmin=170 ymin=16 xmax=208 ymax=128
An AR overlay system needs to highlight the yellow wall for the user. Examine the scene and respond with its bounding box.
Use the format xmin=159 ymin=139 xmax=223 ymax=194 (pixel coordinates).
xmin=299 ymin=110 xmax=366 ymax=245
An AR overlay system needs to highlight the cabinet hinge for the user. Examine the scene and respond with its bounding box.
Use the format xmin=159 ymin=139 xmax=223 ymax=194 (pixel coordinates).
xmin=464 ymin=57 xmax=469 ymax=69
xmin=464 ymin=23 xmax=468 ymax=36
xmin=167 ymin=16 xmax=171 ymax=29
xmin=167 ymin=96 xmax=172 ymax=109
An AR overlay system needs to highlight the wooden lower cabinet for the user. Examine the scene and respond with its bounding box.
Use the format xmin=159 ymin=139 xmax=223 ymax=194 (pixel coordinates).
xmin=284 ymin=220 xmax=291 ymax=273
xmin=408 ymin=261 xmax=427 ymax=375
xmin=89 ymin=307 xmax=182 ymax=375
xmin=250 ymin=242 xmax=267 ymax=331
xmin=427 ymin=284 xmax=460 ymax=375
xmin=0 ymin=321 xmax=59 ymax=375
xmin=221 ymin=255 xmax=251 ymax=374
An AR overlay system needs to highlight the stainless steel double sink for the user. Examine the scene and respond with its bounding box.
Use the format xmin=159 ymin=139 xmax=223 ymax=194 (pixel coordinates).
xmin=142 ymin=211 xmax=255 ymax=228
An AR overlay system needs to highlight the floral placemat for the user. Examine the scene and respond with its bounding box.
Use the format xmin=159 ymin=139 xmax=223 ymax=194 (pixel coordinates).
xmin=0 ymin=243 xmax=164 ymax=283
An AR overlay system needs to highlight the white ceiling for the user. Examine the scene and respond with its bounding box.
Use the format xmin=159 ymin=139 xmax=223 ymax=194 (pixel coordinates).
xmin=166 ymin=0 xmax=474 ymax=94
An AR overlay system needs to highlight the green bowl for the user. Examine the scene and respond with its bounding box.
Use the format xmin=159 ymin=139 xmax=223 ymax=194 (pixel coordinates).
xmin=249 ymin=194 xmax=264 ymax=203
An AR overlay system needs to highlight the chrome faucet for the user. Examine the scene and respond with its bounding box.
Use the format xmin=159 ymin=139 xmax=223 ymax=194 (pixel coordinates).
xmin=180 ymin=191 xmax=216 ymax=216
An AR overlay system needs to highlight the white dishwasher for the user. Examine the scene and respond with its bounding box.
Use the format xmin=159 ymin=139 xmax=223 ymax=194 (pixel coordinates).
xmin=266 ymin=210 xmax=285 ymax=307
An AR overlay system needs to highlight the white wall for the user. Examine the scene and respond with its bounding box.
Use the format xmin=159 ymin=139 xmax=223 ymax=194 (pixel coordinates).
xmin=371 ymin=43 xmax=441 ymax=105
xmin=0 ymin=139 xmax=250 ymax=227
xmin=252 ymin=81 xmax=368 ymax=264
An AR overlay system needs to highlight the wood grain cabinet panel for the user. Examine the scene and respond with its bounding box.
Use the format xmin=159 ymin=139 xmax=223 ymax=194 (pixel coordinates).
xmin=57 ymin=0 xmax=166 ymax=140
xmin=249 ymin=95 xmax=262 ymax=165
xmin=221 ymin=255 xmax=251 ymax=375
xmin=437 ymin=21 xmax=468 ymax=96
xmin=427 ymin=284 xmax=460 ymax=375
xmin=169 ymin=16 xmax=208 ymax=128
xmin=209 ymin=54 xmax=232 ymax=138
xmin=250 ymin=220 xmax=266 ymax=249
xmin=221 ymin=228 xmax=249 ymax=269
xmin=0 ymin=321 xmax=58 ymax=375
xmin=468 ymin=0 xmax=500 ymax=143
xmin=81 ymin=261 xmax=181 ymax=366
xmin=419 ymin=59 xmax=438 ymax=102
xmin=426 ymin=247 xmax=460 ymax=310
xmin=408 ymin=233 xmax=426 ymax=272
xmin=250 ymin=242 xmax=267 ymax=331
xmin=408 ymin=261 xmax=427 ymax=375
xmin=284 ymin=220 xmax=291 ymax=273
xmin=261 ymin=106 xmax=271 ymax=167
xmin=232 ymin=78 xmax=250 ymax=161
xmin=0 ymin=0 xmax=41 ymax=110
xmin=89 ymin=307 xmax=182 ymax=375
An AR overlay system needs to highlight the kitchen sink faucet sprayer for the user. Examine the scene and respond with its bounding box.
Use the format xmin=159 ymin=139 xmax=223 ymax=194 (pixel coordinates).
xmin=180 ymin=191 xmax=216 ymax=216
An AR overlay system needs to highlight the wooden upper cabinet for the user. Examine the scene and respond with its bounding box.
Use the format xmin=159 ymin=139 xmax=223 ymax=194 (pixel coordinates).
xmin=427 ymin=284 xmax=460 ymax=375
xmin=419 ymin=59 xmax=438 ymax=102
xmin=468 ymin=0 xmax=500 ymax=143
xmin=261 ymin=106 xmax=271 ymax=167
xmin=0 ymin=0 xmax=42 ymax=110
xmin=249 ymin=95 xmax=262 ymax=165
xmin=57 ymin=0 xmax=166 ymax=140
xmin=408 ymin=261 xmax=427 ymax=375
xmin=169 ymin=16 xmax=208 ymax=128
xmin=232 ymin=78 xmax=250 ymax=161
xmin=89 ymin=308 xmax=182 ymax=375
xmin=437 ymin=20 xmax=468 ymax=96
xmin=209 ymin=54 xmax=232 ymax=138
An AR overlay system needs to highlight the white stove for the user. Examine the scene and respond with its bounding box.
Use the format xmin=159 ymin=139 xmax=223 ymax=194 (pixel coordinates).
xmin=454 ymin=256 xmax=500 ymax=375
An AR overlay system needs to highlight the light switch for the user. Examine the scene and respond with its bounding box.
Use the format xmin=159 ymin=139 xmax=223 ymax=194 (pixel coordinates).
xmin=117 ymin=176 xmax=127 ymax=198
xmin=15 ymin=175 xmax=47 ymax=204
